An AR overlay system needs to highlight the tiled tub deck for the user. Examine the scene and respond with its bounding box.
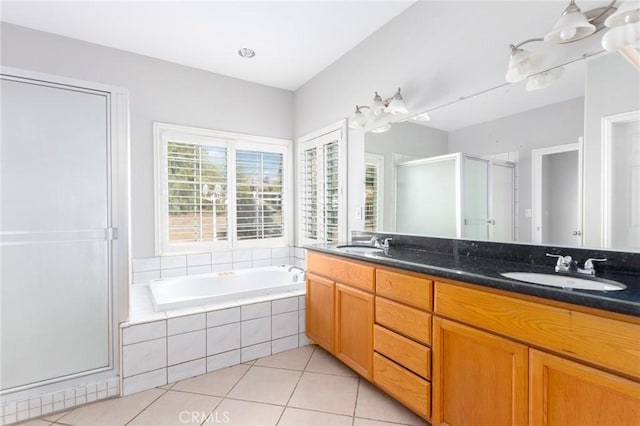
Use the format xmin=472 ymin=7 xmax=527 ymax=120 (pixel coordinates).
xmin=120 ymin=287 xmax=308 ymax=396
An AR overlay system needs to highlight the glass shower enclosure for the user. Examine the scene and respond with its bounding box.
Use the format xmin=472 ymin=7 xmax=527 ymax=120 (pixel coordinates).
xmin=395 ymin=153 xmax=515 ymax=241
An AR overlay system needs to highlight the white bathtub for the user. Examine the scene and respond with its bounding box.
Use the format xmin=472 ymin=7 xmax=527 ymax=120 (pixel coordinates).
xmin=149 ymin=265 xmax=305 ymax=312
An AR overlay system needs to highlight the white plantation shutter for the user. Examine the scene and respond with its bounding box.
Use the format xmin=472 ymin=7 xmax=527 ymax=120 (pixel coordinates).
xmin=235 ymin=149 xmax=284 ymax=240
xmin=167 ymin=141 xmax=228 ymax=244
xmin=364 ymin=163 xmax=378 ymax=231
xmin=300 ymin=127 xmax=345 ymax=244
xmin=364 ymin=153 xmax=384 ymax=232
xmin=155 ymin=123 xmax=291 ymax=255
xmin=302 ymin=147 xmax=318 ymax=239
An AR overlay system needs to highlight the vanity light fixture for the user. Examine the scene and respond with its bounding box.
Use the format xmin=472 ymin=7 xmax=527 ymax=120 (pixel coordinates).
xmin=506 ymin=0 xmax=619 ymax=82
xmin=601 ymin=0 xmax=640 ymax=70
xmin=348 ymin=88 xmax=408 ymax=130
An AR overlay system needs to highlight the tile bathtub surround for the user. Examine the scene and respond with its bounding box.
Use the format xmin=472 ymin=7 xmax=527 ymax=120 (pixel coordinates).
xmin=120 ymin=295 xmax=307 ymax=397
xmin=20 ymin=346 xmax=428 ymax=426
xmin=132 ymin=246 xmax=299 ymax=284
xmin=0 ymin=377 xmax=119 ymax=426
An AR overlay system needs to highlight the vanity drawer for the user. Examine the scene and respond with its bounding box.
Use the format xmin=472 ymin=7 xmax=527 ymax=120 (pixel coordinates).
xmin=435 ymin=281 xmax=640 ymax=378
xmin=376 ymin=296 xmax=432 ymax=345
xmin=374 ymin=324 xmax=431 ymax=379
xmin=376 ymin=269 xmax=433 ymax=311
xmin=374 ymin=352 xmax=431 ymax=419
xmin=307 ymin=251 xmax=375 ymax=292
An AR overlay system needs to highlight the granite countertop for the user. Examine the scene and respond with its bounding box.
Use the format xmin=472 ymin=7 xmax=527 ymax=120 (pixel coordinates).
xmin=306 ymin=242 xmax=640 ymax=317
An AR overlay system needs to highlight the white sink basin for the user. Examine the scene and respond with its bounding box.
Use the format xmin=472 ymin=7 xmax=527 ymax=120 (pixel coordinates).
xmin=501 ymin=272 xmax=626 ymax=291
xmin=335 ymin=245 xmax=384 ymax=255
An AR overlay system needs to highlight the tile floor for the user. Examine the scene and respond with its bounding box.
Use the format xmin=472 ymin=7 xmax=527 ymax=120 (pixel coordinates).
xmin=21 ymin=346 xmax=429 ymax=426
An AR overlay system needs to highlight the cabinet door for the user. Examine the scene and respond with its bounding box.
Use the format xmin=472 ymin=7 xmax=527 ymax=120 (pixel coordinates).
xmin=335 ymin=283 xmax=374 ymax=380
xmin=432 ymin=317 xmax=528 ymax=426
xmin=530 ymin=349 xmax=640 ymax=426
xmin=306 ymin=273 xmax=335 ymax=352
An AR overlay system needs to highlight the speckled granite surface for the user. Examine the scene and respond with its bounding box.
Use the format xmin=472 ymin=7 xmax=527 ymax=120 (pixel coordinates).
xmin=306 ymin=233 xmax=640 ymax=317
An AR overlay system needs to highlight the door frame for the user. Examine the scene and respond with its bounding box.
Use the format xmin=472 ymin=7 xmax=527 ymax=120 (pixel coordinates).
xmin=531 ymin=140 xmax=583 ymax=245
xmin=601 ymin=109 xmax=640 ymax=248
xmin=0 ymin=66 xmax=130 ymax=395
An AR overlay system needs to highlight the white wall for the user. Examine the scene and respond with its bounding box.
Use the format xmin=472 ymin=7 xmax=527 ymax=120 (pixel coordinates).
xmin=448 ymin=97 xmax=584 ymax=242
xmin=583 ymin=52 xmax=640 ymax=248
xmin=365 ymin=122 xmax=448 ymax=231
xmin=1 ymin=23 xmax=293 ymax=258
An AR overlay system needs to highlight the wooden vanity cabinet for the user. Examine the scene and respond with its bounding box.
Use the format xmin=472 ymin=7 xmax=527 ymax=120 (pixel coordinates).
xmin=432 ymin=317 xmax=528 ymax=426
xmin=306 ymin=251 xmax=375 ymax=380
xmin=306 ymin=250 xmax=640 ymax=426
xmin=335 ymin=283 xmax=374 ymax=378
xmin=434 ymin=280 xmax=640 ymax=426
xmin=373 ymin=268 xmax=433 ymax=420
xmin=529 ymin=349 xmax=640 ymax=425
xmin=305 ymin=272 xmax=335 ymax=352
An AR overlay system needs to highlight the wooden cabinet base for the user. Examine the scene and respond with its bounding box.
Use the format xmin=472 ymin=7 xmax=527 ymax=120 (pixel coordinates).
xmin=373 ymin=353 xmax=431 ymax=420
xmin=306 ymin=273 xmax=335 ymax=352
xmin=432 ymin=317 xmax=528 ymax=426
xmin=335 ymin=283 xmax=374 ymax=380
xmin=530 ymin=349 xmax=640 ymax=425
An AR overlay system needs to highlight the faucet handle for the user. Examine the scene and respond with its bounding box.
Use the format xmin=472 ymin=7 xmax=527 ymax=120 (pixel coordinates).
xmin=584 ymin=258 xmax=607 ymax=270
xmin=546 ymin=253 xmax=573 ymax=272
xmin=546 ymin=253 xmax=572 ymax=264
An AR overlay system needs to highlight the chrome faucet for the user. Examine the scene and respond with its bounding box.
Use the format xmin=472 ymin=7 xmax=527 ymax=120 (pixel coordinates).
xmin=546 ymin=253 xmax=607 ymax=276
xmin=370 ymin=236 xmax=393 ymax=250
xmin=581 ymin=258 xmax=608 ymax=276
xmin=546 ymin=253 xmax=574 ymax=273
xmin=287 ymin=265 xmax=305 ymax=273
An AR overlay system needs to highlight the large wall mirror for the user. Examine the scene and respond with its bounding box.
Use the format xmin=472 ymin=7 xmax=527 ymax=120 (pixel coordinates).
xmin=364 ymin=51 xmax=639 ymax=251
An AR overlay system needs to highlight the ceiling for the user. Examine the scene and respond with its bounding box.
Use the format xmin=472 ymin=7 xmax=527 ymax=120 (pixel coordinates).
xmin=0 ymin=0 xmax=415 ymax=91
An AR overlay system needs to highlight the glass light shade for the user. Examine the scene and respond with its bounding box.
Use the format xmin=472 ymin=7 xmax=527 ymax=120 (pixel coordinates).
xmin=372 ymin=92 xmax=386 ymax=116
xmin=348 ymin=107 xmax=368 ymax=129
xmin=605 ymin=1 xmax=640 ymax=28
xmin=506 ymin=48 xmax=537 ymax=82
xmin=386 ymin=98 xmax=408 ymax=115
xmin=544 ymin=8 xmax=595 ymax=43
xmin=526 ymin=67 xmax=564 ymax=92
xmin=370 ymin=123 xmax=392 ymax=133
xmin=602 ymin=21 xmax=640 ymax=50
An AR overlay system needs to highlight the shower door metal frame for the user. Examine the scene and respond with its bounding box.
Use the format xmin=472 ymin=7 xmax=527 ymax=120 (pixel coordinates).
xmin=0 ymin=67 xmax=130 ymax=396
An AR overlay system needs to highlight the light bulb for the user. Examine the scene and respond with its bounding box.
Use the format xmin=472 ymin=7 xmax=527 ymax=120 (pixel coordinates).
xmin=560 ymin=26 xmax=577 ymax=40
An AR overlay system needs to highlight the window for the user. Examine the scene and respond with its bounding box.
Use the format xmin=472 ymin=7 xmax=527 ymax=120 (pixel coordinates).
xmin=298 ymin=123 xmax=347 ymax=245
xmin=154 ymin=123 xmax=291 ymax=255
xmin=364 ymin=153 xmax=384 ymax=232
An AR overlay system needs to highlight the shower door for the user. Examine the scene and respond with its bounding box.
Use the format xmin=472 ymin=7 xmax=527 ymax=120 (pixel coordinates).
xmin=1 ymin=74 xmax=117 ymax=393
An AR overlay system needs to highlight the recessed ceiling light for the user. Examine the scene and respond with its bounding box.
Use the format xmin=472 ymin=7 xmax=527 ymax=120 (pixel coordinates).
xmin=238 ymin=48 xmax=256 ymax=58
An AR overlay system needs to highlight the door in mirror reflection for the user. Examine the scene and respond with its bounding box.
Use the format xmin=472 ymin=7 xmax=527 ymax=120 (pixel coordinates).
xmin=462 ymin=157 xmax=489 ymax=240
xmin=462 ymin=157 xmax=515 ymax=242
xmin=532 ymin=142 xmax=583 ymax=247
xmin=604 ymin=111 xmax=640 ymax=251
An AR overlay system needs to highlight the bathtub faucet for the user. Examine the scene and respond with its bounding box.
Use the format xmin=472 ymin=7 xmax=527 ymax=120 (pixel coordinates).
xmin=288 ymin=265 xmax=305 ymax=273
